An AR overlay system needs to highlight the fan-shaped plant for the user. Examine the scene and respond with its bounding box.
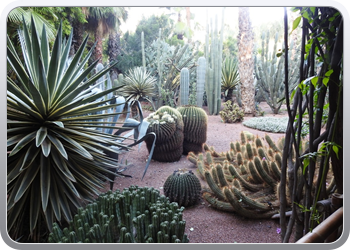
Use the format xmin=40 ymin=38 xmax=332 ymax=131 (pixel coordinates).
xmin=7 ymin=18 xmax=133 ymax=241
xmin=221 ymin=57 xmax=240 ymax=102
xmin=120 ymin=66 xmax=157 ymax=110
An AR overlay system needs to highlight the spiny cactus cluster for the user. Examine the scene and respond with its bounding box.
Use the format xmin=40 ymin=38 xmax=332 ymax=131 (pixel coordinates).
xmin=188 ymin=132 xmax=288 ymax=219
xmin=188 ymin=132 xmax=335 ymax=219
xmin=163 ymin=169 xmax=202 ymax=207
xmin=145 ymin=106 xmax=184 ymax=162
xmin=219 ymin=100 xmax=245 ymax=123
xmin=48 ymin=186 xmax=189 ymax=243
xmin=177 ymin=105 xmax=208 ymax=154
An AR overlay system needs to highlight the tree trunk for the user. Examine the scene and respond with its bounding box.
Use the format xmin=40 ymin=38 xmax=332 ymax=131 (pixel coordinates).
xmin=186 ymin=7 xmax=192 ymax=43
xmin=108 ymin=31 xmax=121 ymax=81
xmin=237 ymin=7 xmax=256 ymax=115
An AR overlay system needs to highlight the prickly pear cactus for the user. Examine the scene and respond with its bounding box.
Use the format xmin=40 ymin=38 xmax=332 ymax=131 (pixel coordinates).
xmin=145 ymin=106 xmax=184 ymax=162
xmin=177 ymin=105 xmax=208 ymax=154
xmin=163 ymin=169 xmax=202 ymax=207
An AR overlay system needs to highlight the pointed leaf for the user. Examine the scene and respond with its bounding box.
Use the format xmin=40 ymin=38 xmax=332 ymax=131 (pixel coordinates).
xmin=36 ymin=126 xmax=48 ymax=147
xmin=30 ymin=178 xmax=41 ymax=233
xmin=41 ymin=138 xmax=51 ymax=157
xmin=14 ymin=164 xmax=40 ymax=203
xmin=47 ymin=134 xmax=68 ymax=159
xmin=40 ymin=154 xmax=50 ymax=212
xmin=9 ymin=131 xmax=36 ymax=157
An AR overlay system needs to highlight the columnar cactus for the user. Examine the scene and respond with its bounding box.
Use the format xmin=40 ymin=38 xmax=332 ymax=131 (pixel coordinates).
xmin=145 ymin=106 xmax=184 ymax=162
xmin=177 ymin=105 xmax=208 ymax=154
xmin=196 ymin=57 xmax=206 ymax=107
xmin=254 ymin=31 xmax=299 ymax=114
xmin=48 ymin=186 xmax=189 ymax=243
xmin=163 ymin=169 xmax=202 ymax=207
xmin=180 ymin=67 xmax=190 ymax=105
xmin=205 ymin=10 xmax=225 ymax=115
xmin=141 ymin=31 xmax=146 ymax=69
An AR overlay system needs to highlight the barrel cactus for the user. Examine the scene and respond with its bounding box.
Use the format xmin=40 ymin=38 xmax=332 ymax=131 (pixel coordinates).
xmin=145 ymin=106 xmax=184 ymax=162
xmin=48 ymin=186 xmax=189 ymax=243
xmin=163 ymin=169 xmax=202 ymax=207
xmin=177 ymin=105 xmax=208 ymax=154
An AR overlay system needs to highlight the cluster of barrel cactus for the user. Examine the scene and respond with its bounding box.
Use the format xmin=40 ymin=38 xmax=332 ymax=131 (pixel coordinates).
xmin=48 ymin=186 xmax=189 ymax=243
xmin=188 ymin=132 xmax=288 ymax=219
xmin=145 ymin=105 xmax=208 ymax=162
xmin=163 ymin=169 xmax=202 ymax=207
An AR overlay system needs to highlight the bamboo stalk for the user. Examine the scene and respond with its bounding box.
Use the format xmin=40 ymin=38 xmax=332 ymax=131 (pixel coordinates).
xmin=296 ymin=207 xmax=343 ymax=243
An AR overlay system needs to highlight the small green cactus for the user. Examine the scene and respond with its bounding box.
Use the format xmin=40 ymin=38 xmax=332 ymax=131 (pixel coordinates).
xmin=219 ymin=100 xmax=245 ymax=123
xmin=177 ymin=105 xmax=208 ymax=154
xmin=163 ymin=169 xmax=202 ymax=207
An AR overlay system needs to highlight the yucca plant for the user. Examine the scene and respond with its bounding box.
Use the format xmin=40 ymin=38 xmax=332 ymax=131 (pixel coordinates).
xmin=120 ymin=66 xmax=157 ymax=111
xmin=7 ymin=17 xmax=138 ymax=241
xmin=221 ymin=57 xmax=240 ymax=102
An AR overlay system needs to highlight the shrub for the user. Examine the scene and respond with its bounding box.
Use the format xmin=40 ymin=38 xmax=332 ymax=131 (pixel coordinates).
xmin=242 ymin=117 xmax=288 ymax=133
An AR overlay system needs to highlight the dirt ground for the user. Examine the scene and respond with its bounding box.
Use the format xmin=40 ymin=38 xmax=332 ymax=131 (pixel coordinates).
xmin=102 ymin=102 xmax=291 ymax=243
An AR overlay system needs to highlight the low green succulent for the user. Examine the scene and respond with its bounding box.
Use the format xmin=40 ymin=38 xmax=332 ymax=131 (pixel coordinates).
xmin=219 ymin=100 xmax=245 ymax=123
xmin=242 ymin=117 xmax=288 ymax=133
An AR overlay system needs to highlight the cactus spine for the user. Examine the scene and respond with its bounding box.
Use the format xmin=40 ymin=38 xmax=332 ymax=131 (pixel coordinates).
xmin=196 ymin=57 xmax=206 ymax=107
xmin=180 ymin=68 xmax=190 ymax=105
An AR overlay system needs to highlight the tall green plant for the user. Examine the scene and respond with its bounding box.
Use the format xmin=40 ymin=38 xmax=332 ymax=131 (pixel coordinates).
xmin=221 ymin=57 xmax=240 ymax=102
xmin=254 ymin=31 xmax=299 ymax=114
xmin=7 ymin=18 xmax=130 ymax=241
xmin=196 ymin=57 xmax=206 ymax=107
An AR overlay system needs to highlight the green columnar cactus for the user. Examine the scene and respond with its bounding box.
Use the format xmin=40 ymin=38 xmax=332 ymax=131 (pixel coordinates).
xmin=180 ymin=68 xmax=190 ymax=105
xmin=145 ymin=106 xmax=184 ymax=162
xmin=141 ymin=31 xmax=146 ymax=69
xmin=196 ymin=57 xmax=206 ymax=107
xmin=48 ymin=186 xmax=189 ymax=243
xmin=177 ymin=105 xmax=208 ymax=154
xmin=156 ymin=28 xmax=163 ymax=108
xmin=205 ymin=11 xmax=225 ymax=115
xmin=163 ymin=169 xmax=201 ymax=207
xmin=254 ymin=31 xmax=299 ymax=114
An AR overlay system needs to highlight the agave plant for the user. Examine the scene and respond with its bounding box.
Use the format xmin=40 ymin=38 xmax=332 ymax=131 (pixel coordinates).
xmin=7 ymin=18 xmax=143 ymax=241
xmin=119 ymin=66 xmax=157 ymax=110
xmin=221 ymin=57 xmax=240 ymax=102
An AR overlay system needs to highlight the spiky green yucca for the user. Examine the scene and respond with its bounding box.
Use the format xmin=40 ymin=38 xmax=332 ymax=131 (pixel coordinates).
xmin=7 ymin=18 xmax=128 ymax=240
xmin=120 ymin=66 xmax=157 ymax=108
xmin=221 ymin=57 xmax=240 ymax=102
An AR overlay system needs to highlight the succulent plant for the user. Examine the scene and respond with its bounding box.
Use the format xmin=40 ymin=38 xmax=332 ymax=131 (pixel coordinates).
xmin=48 ymin=186 xmax=189 ymax=243
xmin=243 ymin=117 xmax=288 ymax=133
xmin=177 ymin=105 xmax=208 ymax=154
xmin=145 ymin=106 xmax=184 ymax=162
xmin=219 ymin=100 xmax=245 ymax=123
xmin=196 ymin=57 xmax=206 ymax=107
xmin=163 ymin=169 xmax=202 ymax=207
xmin=221 ymin=57 xmax=240 ymax=102
xmin=188 ymin=132 xmax=335 ymax=219
xmin=179 ymin=67 xmax=190 ymax=105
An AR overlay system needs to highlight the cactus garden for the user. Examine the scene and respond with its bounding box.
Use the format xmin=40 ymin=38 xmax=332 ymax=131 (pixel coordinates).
xmin=6 ymin=6 xmax=343 ymax=246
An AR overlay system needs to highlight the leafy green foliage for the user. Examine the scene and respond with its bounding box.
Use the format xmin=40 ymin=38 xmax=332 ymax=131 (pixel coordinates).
xmin=7 ymin=18 xmax=129 ymax=241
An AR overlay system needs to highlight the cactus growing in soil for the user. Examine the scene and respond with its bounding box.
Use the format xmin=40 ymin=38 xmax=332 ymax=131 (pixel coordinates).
xmin=180 ymin=68 xmax=190 ymax=105
xmin=48 ymin=186 xmax=189 ymax=243
xmin=177 ymin=105 xmax=208 ymax=154
xmin=196 ymin=57 xmax=206 ymax=107
xmin=187 ymin=132 xmax=335 ymax=219
xmin=163 ymin=169 xmax=202 ymax=207
xmin=145 ymin=106 xmax=184 ymax=162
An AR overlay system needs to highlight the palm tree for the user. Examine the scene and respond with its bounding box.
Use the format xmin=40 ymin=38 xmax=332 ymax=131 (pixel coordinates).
xmin=84 ymin=7 xmax=122 ymax=63
xmin=107 ymin=7 xmax=128 ymax=80
xmin=237 ymin=7 xmax=256 ymax=115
